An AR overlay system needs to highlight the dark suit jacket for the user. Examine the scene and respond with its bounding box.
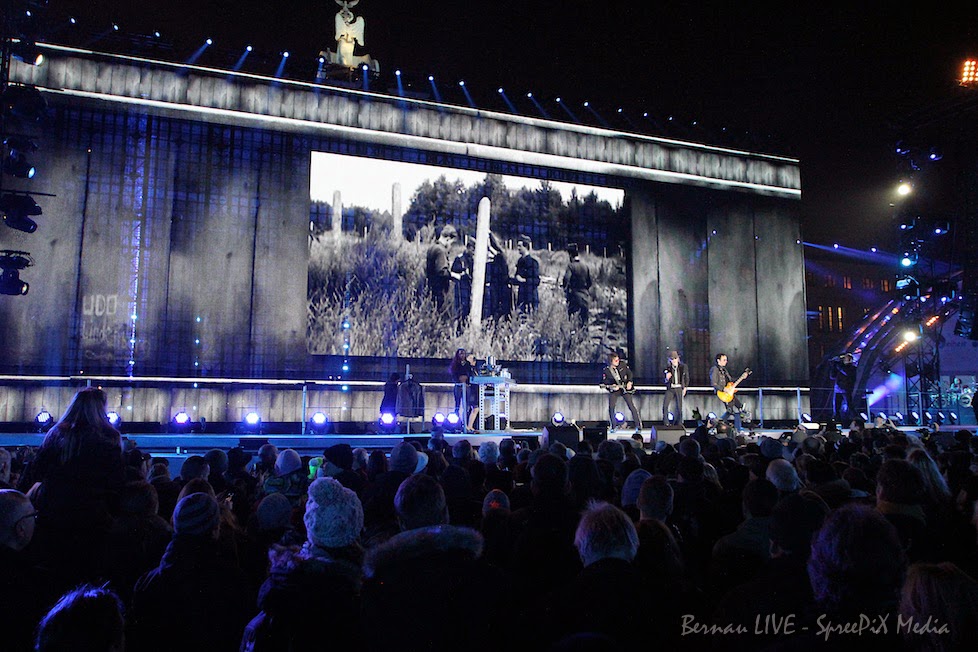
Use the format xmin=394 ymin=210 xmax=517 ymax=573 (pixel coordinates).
xmin=602 ymin=363 xmax=634 ymax=392
xmin=664 ymin=362 xmax=689 ymax=389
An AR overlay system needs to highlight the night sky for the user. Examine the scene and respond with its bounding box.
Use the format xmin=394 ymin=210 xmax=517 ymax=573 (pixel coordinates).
xmin=39 ymin=2 xmax=978 ymax=252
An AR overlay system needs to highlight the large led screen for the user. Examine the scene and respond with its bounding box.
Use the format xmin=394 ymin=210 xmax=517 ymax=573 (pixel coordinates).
xmin=308 ymin=152 xmax=628 ymax=363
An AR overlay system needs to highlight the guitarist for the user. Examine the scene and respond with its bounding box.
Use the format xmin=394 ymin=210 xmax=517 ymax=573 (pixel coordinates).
xmin=709 ymin=353 xmax=746 ymax=433
xmin=602 ymin=352 xmax=643 ymax=434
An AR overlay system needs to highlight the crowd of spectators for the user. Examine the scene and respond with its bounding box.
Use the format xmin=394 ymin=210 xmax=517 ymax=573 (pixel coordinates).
xmin=2 ymin=388 xmax=978 ymax=650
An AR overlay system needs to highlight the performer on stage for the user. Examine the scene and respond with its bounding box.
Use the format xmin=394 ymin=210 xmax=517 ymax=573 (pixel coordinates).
xmin=449 ymin=347 xmax=478 ymax=432
xmin=662 ymin=350 xmax=689 ymax=426
xmin=709 ymin=353 xmax=747 ymax=432
xmin=602 ymin=352 xmax=642 ymax=433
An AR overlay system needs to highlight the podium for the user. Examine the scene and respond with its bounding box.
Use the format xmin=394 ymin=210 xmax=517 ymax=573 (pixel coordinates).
xmin=471 ymin=375 xmax=515 ymax=432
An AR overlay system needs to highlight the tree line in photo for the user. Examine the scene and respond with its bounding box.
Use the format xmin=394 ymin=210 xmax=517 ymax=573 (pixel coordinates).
xmin=308 ymin=175 xmax=628 ymax=362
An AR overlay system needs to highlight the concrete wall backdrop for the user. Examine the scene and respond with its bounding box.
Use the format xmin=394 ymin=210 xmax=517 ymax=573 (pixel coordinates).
xmin=0 ymin=49 xmax=807 ymax=406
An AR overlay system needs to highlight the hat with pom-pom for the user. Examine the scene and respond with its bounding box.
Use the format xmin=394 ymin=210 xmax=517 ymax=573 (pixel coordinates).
xmin=303 ymin=477 xmax=363 ymax=548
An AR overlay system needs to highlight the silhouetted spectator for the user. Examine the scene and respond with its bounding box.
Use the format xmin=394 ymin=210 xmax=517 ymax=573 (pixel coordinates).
xmin=35 ymin=584 xmax=125 ymax=652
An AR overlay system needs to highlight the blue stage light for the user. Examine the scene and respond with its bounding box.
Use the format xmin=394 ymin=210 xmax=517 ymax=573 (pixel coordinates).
xmin=173 ymin=411 xmax=190 ymax=425
xmin=447 ymin=412 xmax=460 ymax=425
xmin=246 ymin=45 xmax=253 ymax=52
xmin=801 ymin=413 xmax=812 ymax=423
xmin=498 ymin=87 xmax=504 ymax=93
xmin=205 ymin=38 xmax=213 ymax=45
xmin=107 ymin=411 xmax=121 ymax=427
xmin=551 ymin=411 xmax=565 ymax=426
xmin=35 ymin=409 xmax=54 ymax=432
xmin=433 ymin=412 xmax=446 ymax=425
xmin=380 ymin=412 xmax=395 ymax=426
xmin=244 ymin=412 xmax=260 ymax=426
xmin=395 ymin=69 xmax=401 ymax=76
xmin=613 ymin=411 xmax=625 ymax=425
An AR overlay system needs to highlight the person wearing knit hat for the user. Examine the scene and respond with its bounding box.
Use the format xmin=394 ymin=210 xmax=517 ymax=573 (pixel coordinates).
xmin=263 ymin=449 xmax=309 ymax=507
xmin=482 ymin=489 xmax=510 ymax=518
xmin=759 ymin=436 xmax=786 ymax=460
xmin=389 ymin=441 xmax=425 ymax=475
xmin=255 ymin=492 xmax=294 ymax=532
xmin=321 ymin=444 xmax=367 ymax=493
xmin=172 ymin=492 xmax=221 ymax=538
xmin=303 ymin=477 xmax=364 ymax=550
xmin=621 ymin=469 xmax=652 ymax=509
xmin=275 ymin=449 xmax=303 ymax=476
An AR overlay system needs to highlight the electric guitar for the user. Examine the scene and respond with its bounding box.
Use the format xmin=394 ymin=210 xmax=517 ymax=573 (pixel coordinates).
xmin=717 ymin=368 xmax=752 ymax=403
xmin=602 ymin=382 xmax=637 ymax=394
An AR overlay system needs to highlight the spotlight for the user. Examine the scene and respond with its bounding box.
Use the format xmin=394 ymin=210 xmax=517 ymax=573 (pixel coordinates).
xmin=432 ymin=412 xmax=446 ymax=427
xmin=950 ymin=412 xmax=958 ymax=424
xmin=361 ymin=63 xmax=368 ymax=70
xmin=911 ymin=411 xmax=920 ymax=422
xmin=112 ymin=23 xmax=119 ymax=31
xmin=895 ymin=412 xmax=904 ymax=422
xmin=859 ymin=412 xmax=869 ymax=421
xmin=428 ymin=75 xmax=434 ymax=81
xmin=2 ymin=152 xmax=34 ymax=179
xmin=445 ymin=411 xmax=462 ymax=433
xmin=107 ymin=411 xmax=121 ymax=427
xmin=924 ymin=411 xmax=933 ymax=422
xmin=170 ymin=411 xmax=198 ymax=433
xmin=4 ymin=85 xmax=47 ymax=122
xmin=205 ymin=38 xmax=213 ymax=46
xmin=10 ymin=42 xmax=43 ymax=66
xmin=555 ymin=97 xmax=561 ymax=103
xmin=551 ymin=411 xmax=565 ymax=426
xmin=707 ymin=412 xmax=718 ymax=420
xmin=897 ymin=182 xmax=912 ymax=196
xmin=379 ymin=412 xmax=396 ymax=433
xmin=527 ymin=92 xmax=533 ymax=98
xmin=667 ymin=412 xmax=675 ymax=422
xmin=928 ymin=147 xmax=942 ymax=161
xmin=34 ymin=409 xmax=53 ymax=432
xmin=0 ymin=193 xmax=41 ymax=233
xmin=498 ymin=87 xmax=504 ymax=93
xmin=879 ymin=413 xmax=887 ymax=420
xmin=308 ymin=411 xmax=329 ymax=433
xmin=283 ymin=51 xmax=290 ymax=58
xmin=154 ymin=31 xmax=161 ymax=38
xmin=833 ymin=243 xmax=839 ymax=249
xmin=459 ymin=80 xmax=465 ymax=86
xmin=242 ymin=411 xmax=261 ymax=432
xmin=801 ymin=413 xmax=812 ymax=423
xmin=0 ymin=250 xmax=32 ymax=295
xmin=871 ymin=247 xmax=878 ymax=253
xmin=937 ymin=411 xmax=946 ymax=422
xmin=395 ymin=69 xmax=401 ymax=76
xmin=903 ymin=330 xmax=918 ymax=342
xmin=613 ymin=411 xmax=625 ymax=425
xmin=246 ymin=45 xmax=253 ymax=52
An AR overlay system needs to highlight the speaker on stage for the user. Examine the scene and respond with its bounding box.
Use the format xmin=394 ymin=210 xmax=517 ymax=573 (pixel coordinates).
xmin=542 ymin=424 xmax=582 ymax=449
xmin=582 ymin=424 xmax=608 ymax=449
xmin=650 ymin=424 xmax=686 ymax=445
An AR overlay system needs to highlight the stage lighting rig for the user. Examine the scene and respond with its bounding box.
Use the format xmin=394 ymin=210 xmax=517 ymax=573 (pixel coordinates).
xmin=0 ymin=250 xmax=33 ymax=295
xmin=10 ymin=41 xmax=43 ymax=66
xmin=0 ymin=192 xmax=41 ymax=232
xmin=1 ymin=85 xmax=46 ymax=122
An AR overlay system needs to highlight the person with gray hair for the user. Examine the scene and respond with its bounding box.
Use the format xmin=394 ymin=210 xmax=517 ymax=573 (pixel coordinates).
xmin=766 ymin=458 xmax=802 ymax=495
xmin=0 ymin=488 xmax=34 ymax=552
xmin=547 ymin=501 xmax=652 ymax=645
xmin=575 ymin=501 xmax=639 ymax=567
xmin=1 ymin=488 xmax=60 ymax=651
xmin=478 ymin=440 xmax=499 ymax=466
